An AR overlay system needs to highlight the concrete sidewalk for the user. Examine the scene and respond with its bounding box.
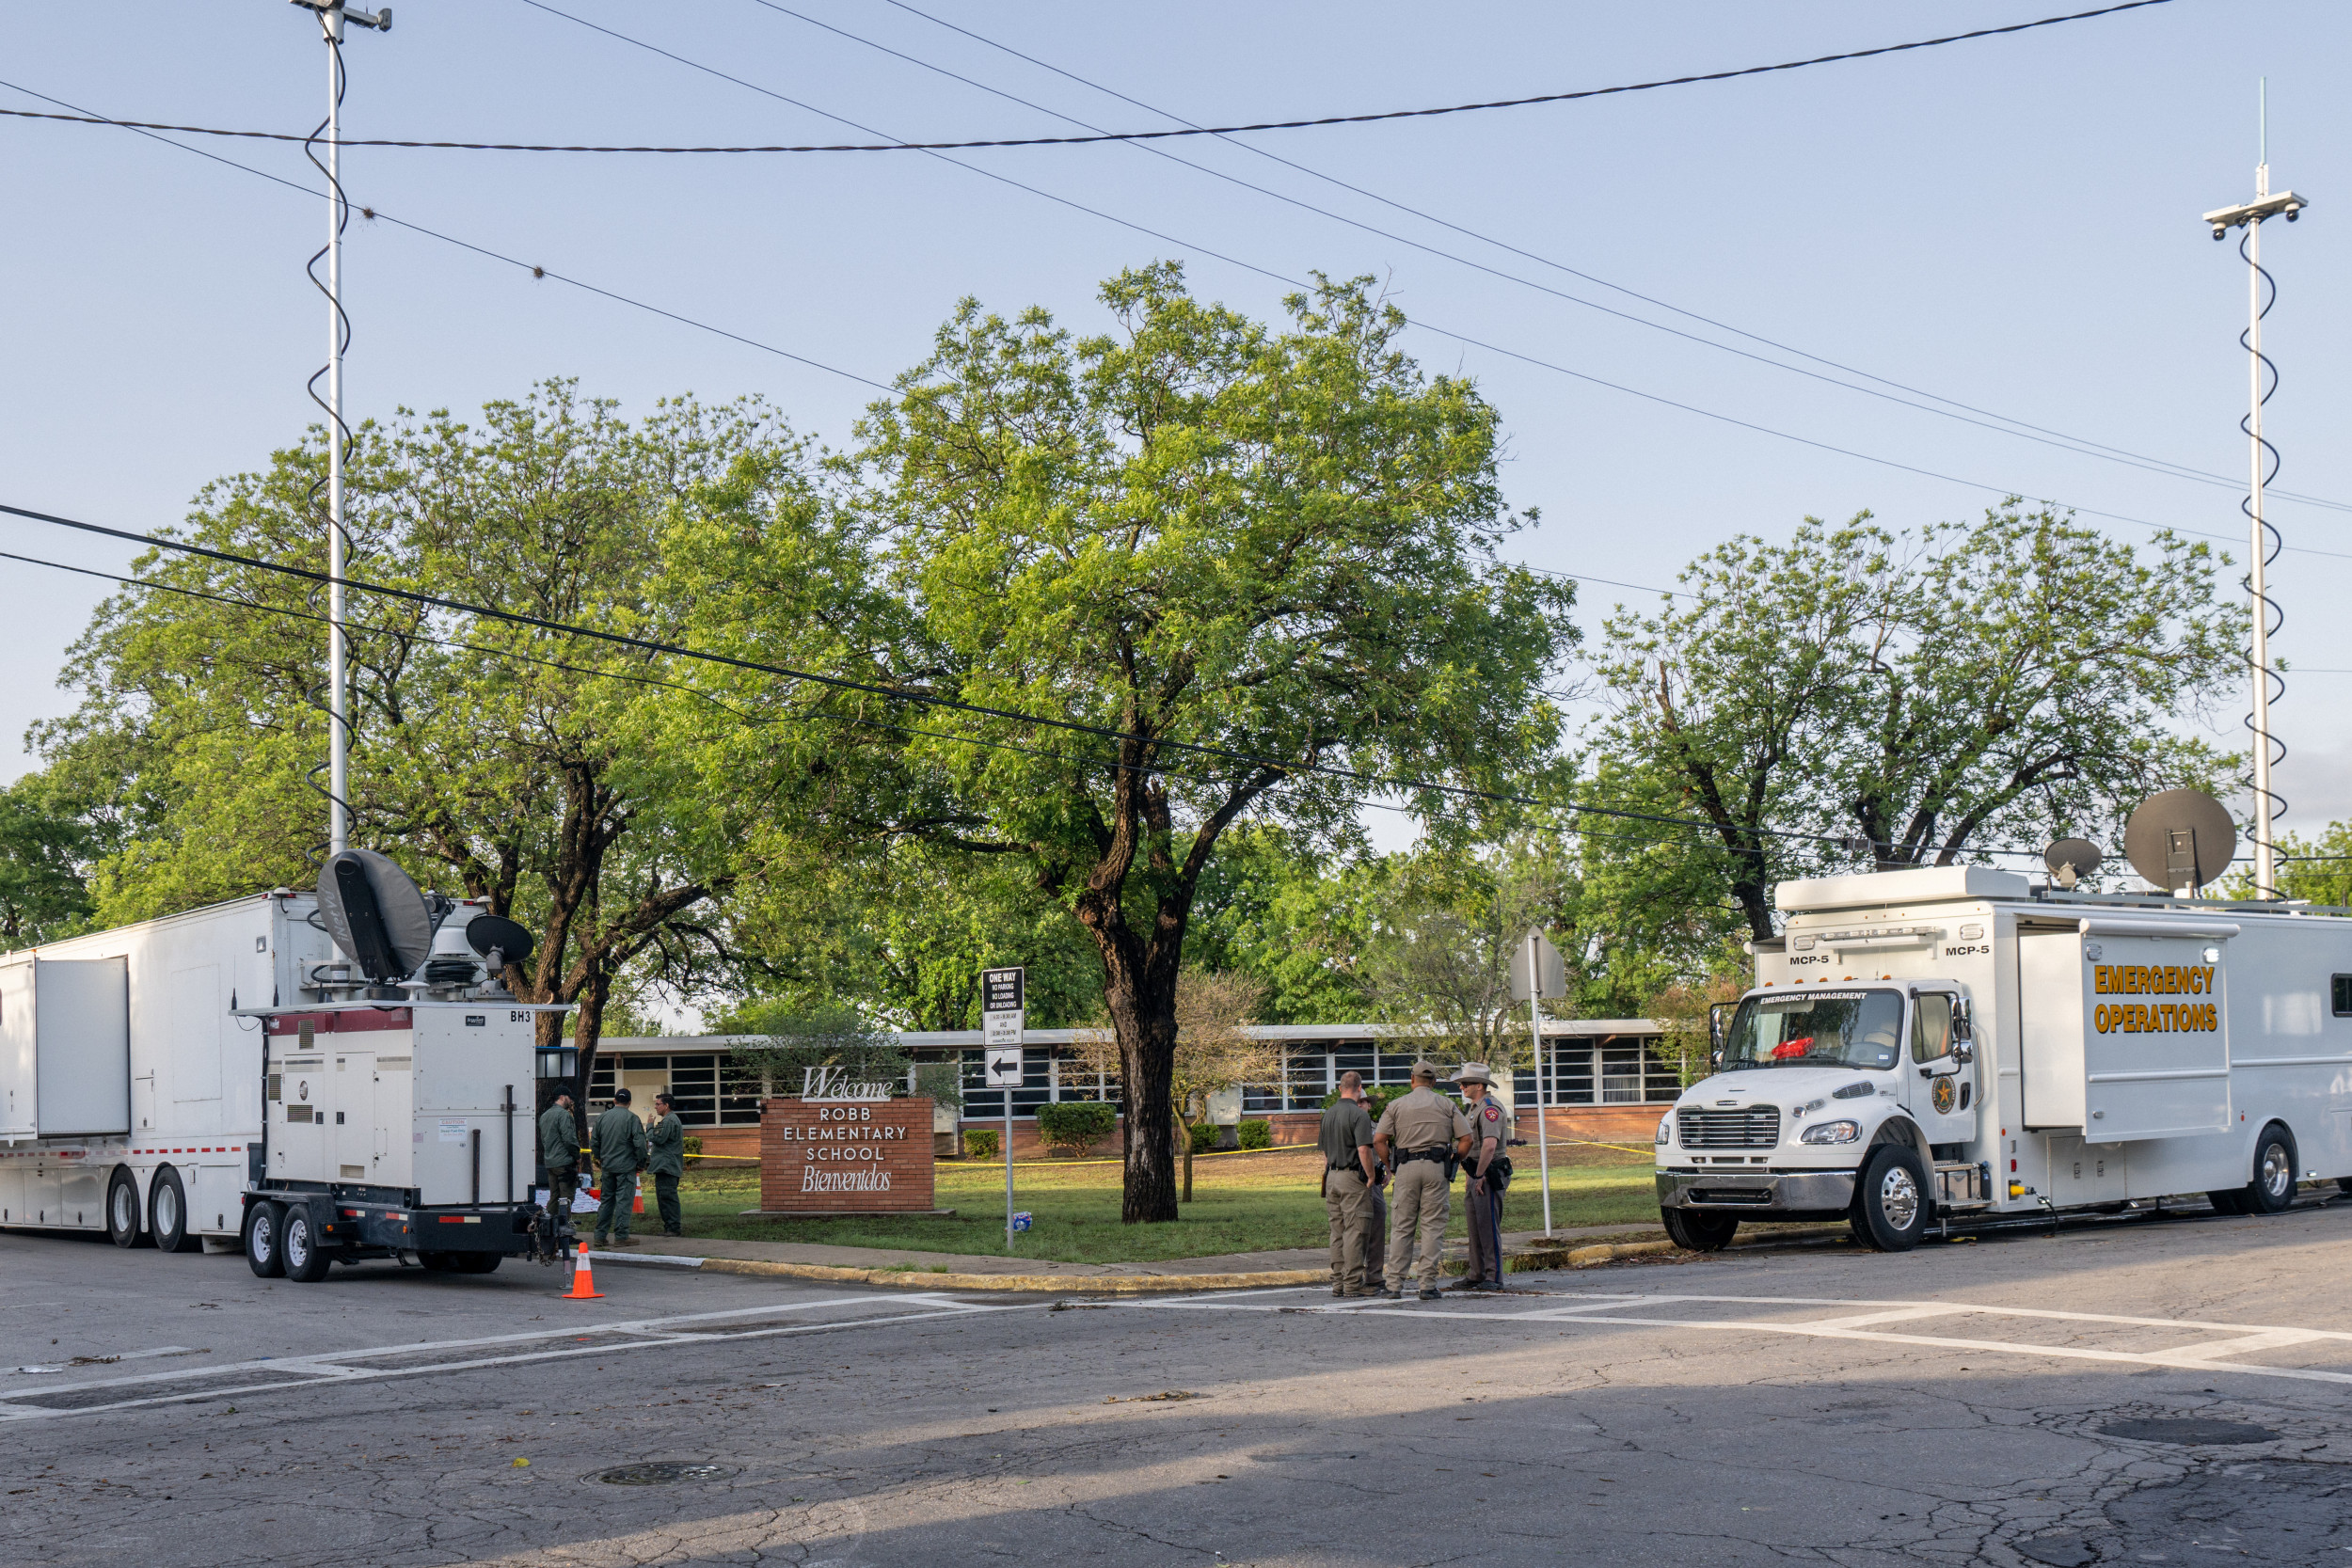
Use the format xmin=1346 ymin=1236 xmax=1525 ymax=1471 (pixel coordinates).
xmin=582 ymin=1220 xmax=1686 ymax=1289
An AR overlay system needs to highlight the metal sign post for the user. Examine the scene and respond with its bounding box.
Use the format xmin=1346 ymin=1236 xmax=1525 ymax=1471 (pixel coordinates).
xmin=1510 ymin=930 xmax=1567 ymax=1236
xmin=981 ymin=967 xmax=1025 ymax=1249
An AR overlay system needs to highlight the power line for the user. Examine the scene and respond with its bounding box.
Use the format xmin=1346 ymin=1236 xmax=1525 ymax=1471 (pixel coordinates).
xmin=0 ymin=1 xmax=2178 ymax=154
xmin=0 ymin=496 xmax=1940 ymax=856
xmin=506 ymin=8 xmax=2316 ymax=562
xmin=866 ymin=0 xmax=2349 ymax=519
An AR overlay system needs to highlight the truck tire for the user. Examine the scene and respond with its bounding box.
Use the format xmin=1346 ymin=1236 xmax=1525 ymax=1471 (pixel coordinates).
xmin=281 ymin=1205 xmax=333 ymax=1284
xmin=246 ymin=1202 xmax=286 ymax=1278
xmin=1851 ymin=1145 xmax=1929 ymax=1252
xmin=1661 ymin=1208 xmax=1739 ymax=1251
xmin=148 ymin=1166 xmax=201 ymax=1254
xmin=2241 ymin=1123 xmax=2299 ymax=1216
xmin=106 ymin=1168 xmax=144 ymax=1248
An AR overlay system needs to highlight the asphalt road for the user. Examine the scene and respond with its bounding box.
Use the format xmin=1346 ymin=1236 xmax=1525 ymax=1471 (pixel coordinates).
xmin=4 ymin=1204 xmax=2351 ymax=1567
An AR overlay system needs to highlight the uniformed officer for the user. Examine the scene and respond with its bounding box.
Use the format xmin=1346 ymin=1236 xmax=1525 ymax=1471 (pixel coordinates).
xmin=591 ymin=1087 xmax=650 ymax=1248
xmin=1452 ymin=1063 xmax=1508 ymax=1291
xmin=646 ymin=1091 xmax=687 ymax=1238
xmin=537 ymin=1091 xmax=580 ymax=1225
xmin=1318 ymin=1071 xmax=1380 ymax=1296
xmin=1372 ymin=1062 xmax=1472 ymax=1300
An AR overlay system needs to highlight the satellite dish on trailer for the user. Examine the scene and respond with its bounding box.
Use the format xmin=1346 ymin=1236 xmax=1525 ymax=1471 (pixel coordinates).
xmin=2043 ymin=838 xmax=2105 ymax=890
xmin=2123 ymin=790 xmax=2238 ymax=895
xmin=464 ymin=913 xmax=535 ymax=967
xmin=317 ymin=848 xmax=437 ymax=982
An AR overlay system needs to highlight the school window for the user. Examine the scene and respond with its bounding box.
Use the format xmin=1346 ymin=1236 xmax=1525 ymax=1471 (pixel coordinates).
xmin=2333 ymin=974 xmax=2352 ymax=1017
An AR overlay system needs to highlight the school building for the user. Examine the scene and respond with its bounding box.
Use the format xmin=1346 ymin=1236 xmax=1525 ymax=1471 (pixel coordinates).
xmin=591 ymin=1019 xmax=1677 ymax=1160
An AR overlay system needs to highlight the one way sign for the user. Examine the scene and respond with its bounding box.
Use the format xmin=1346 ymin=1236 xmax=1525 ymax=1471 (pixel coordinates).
xmin=984 ymin=1048 xmax=1022 ymax=1087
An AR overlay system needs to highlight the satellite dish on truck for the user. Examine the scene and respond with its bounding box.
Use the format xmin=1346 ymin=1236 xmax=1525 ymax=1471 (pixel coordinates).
xmin=2123 ymin=790 xmax=2238 ymax=895
xmin=2043 ymin=838 xmax=2105 ymax=890
xmin=317 ymin=848 xmax=436 ymax=983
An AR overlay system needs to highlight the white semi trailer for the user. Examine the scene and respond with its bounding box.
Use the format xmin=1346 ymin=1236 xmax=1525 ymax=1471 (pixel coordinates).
xmin=0 ymin=866 xmax=561 ymax=1282
xmin=1656 ymin=866 xmax=2352 ymax=1251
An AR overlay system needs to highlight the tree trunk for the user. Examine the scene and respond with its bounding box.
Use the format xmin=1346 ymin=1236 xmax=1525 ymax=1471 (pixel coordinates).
xmin=1179 ymin=1105 xmax=1194 ymax=1203
xmin=1100 ymin=939 xmax=1181 ymax=1224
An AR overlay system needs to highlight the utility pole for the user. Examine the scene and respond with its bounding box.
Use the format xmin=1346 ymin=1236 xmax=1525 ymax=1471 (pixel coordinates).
xmin=2201 ymin=82 xmax=2307 ymax=901
xmin=292 ymin=0 xmax=391 ymax=855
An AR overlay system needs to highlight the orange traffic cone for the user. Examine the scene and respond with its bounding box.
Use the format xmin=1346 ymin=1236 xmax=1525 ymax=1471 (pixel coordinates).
xmin=564 ymin=1243 xmax=603 ymax=1300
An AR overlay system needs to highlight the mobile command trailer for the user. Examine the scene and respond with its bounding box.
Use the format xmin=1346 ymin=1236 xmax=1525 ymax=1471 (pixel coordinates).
xmin=0 ymin=887 xmax=559 ymax=1282
xmin=1655 ymin=865 xmax=2352 ymax=1252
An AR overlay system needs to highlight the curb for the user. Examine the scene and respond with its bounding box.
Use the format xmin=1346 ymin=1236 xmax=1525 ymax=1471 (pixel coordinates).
xmin=583 ymin=1249 xmax=1328 ymax=1292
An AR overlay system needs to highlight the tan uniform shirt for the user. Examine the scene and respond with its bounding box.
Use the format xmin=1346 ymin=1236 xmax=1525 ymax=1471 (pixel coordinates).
xmin=1461 ymin=1093 xmax=1506 ymax=1176
xmin=1376 ymin=1086 xmax=1471 ymax=1154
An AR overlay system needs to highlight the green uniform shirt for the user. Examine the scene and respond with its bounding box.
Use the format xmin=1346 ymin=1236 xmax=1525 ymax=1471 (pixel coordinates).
xmin=645 ymin=1111 xmax=687 ymax=1177
xmin=592 ymin=1104 xmax=649 ymax=1175
xmin=537 ymin=1103 xmax=579 ymax=1170
xmin=1317 ymin=1098 xmax=1375 ymax=1172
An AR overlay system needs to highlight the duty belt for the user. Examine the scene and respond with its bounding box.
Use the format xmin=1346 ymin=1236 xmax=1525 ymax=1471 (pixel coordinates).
xmin=1397 ymin=1148 xmax=1451 ymax=1164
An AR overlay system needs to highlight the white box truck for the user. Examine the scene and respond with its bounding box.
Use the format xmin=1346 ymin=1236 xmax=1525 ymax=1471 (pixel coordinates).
xmin=0 ymin=867 xmax=564 ymax=1282
xmin=1655 ymin=866 xmax=2352 ymax=1251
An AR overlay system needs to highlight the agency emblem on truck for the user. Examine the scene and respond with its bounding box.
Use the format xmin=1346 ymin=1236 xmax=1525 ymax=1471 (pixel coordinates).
xmin=1931 ymin=1076 xmax=1957 ymax=1115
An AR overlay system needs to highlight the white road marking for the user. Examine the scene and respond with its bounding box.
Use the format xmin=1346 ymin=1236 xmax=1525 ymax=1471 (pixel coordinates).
xmin=1127 ymin=1289 xmax=2352 ymax=1389
xmin=0 ymin=1293 xmax=1025 ymax=1424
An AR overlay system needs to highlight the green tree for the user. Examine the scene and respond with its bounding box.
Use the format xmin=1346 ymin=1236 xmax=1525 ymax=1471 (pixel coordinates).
xmin=666 ymin=264 xmax=1576 ymax=1222
xmin=1587 ymin=504 xmax=2242 ymax=942
xmin=0 ymin=772 xmax=100 ymax=944
xmin=36 ymin=382 xmax=808 ymax=1113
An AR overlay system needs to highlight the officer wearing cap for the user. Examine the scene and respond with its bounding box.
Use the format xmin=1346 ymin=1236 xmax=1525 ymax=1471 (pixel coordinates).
xmin=1372 ymin=1061 xmax=1471 ymax=1300
xmin=1452 ymin=1063 xmax=1508 ymax=1291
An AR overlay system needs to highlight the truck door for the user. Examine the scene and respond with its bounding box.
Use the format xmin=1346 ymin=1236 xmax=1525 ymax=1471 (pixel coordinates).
xmin=1910 ymin=990 xmax=1977 ymax=1147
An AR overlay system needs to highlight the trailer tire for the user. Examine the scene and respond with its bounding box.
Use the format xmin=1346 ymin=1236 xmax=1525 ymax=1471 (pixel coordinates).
xmin=105 ymin=1168 xmax=145 ymax=1248
xmin=1851 ymin=1145 xmax=1929 ymax=1253
xmin=452 ymin=1253 xmax=501 ymax=1275
xmin=148 ymin=1166 xmax=201 ymax=1254
xmin=1661 ymin=1208 xmax=1739 ymax=1251
xmin=2242 ymin=1123 xmax=2299 ymax=1215
xmin=419 ymin=1251 xmax=457 ymax=1273
xmin=281 ymin=1205 xmax=332 ymax=1283
xmin=245 ymin=1202 xmax=286 ymax=1278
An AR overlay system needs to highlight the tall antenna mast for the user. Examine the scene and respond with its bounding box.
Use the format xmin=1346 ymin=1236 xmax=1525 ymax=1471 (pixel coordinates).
xmin=2201 ymin=81 xmax=2307 ymax=900
xmin=292 ymin=0 xmax=390 ymax=857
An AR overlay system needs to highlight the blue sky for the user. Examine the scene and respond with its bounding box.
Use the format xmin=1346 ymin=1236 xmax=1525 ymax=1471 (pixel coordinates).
xmin=4 ymin=0 xmax=2348 ymax=846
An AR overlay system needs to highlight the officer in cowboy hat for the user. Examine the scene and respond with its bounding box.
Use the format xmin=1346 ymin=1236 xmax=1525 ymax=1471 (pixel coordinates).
xmin=1372 ymin=1061 xmax=1472 ymax=1299
xmin=1451 ymin=1062 xmax=1509 ymax=1291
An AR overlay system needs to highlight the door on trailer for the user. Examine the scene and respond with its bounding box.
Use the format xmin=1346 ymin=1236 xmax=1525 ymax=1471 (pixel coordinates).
xmin=332 ymin=1050 xmax=375 ymax=1185
xmin=1910 ymin=990 xmax=1978 ymax=1147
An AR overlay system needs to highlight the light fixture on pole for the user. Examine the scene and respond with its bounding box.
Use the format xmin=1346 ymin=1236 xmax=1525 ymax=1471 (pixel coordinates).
xmin=2201 ymin=81 xmax=2307 ymax=901
xmin=290 ymin=0 xmax=391 ymax=857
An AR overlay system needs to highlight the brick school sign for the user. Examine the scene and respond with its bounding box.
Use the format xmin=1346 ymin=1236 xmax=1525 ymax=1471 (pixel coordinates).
xmin=755 ymin=1095 xmax=941 ymax=1216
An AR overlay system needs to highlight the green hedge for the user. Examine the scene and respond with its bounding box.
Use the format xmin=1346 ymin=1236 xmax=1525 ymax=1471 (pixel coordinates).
xmin=1187 ymin=1121 xmax=1221 ymax=1155
xmin=963 ymin=1129 xmax=999 ymax=1159
xmin=1037 ymin=1101 xmax=1117 ymax=1156
xmin=1237 ymin=1118 xmax=1273 ymax=1150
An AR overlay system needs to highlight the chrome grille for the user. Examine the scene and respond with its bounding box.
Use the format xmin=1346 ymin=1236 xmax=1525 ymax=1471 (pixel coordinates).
xmin=1677 ymin=1107 xmax=1781 ymax=1149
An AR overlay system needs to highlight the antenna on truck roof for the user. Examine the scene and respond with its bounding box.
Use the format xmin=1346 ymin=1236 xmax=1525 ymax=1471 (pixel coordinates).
xmin=2122 ymin=790 xmax=2238 ymax=896
xmin=2042 ymin=838 xmax=2104 ymax=891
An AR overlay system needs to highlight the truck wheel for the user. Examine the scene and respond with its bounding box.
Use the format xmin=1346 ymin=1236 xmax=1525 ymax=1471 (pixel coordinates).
xmin=419 ymin=1251 xmax=456 ymax=1273
xmin=453 ymin=1253 xmax=501 ymax=1275
xmin=1661 ymin=1208 xmax=1739 ymax=1251
xmin=148 ymin=1166 xmax=201 ymax=1254
xmin=246 ymin=1202 xmax=286 ymax=1278
xmin=105 ymin=1168 xmax=144 ymax=1248
xmin=281 ymin=1206 xmax=333 ymax=1283
xmin=1851 ymin=1145 xmax=1929 ymax=1253
xmin=2241 ymin=1123 xmax=2299 ymax=1216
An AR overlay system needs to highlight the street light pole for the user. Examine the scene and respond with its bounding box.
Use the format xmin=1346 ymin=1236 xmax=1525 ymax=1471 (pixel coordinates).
xmin=294 ymin=0 xmax=390 ymax=856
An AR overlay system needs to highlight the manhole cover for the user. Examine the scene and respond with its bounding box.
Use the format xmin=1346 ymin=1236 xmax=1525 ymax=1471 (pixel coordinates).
xmin=2099 ymin=1418 xmax=2277 ymax=1446
xmin=593 ymin=1462 xmax=739 ymax=1485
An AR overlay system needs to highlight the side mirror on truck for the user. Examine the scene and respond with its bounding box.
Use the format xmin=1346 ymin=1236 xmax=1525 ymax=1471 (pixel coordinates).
xmin=1949 ymin=996 xmax=1976 ymax=1064
xmin=1708 ymin=1002 xmax=1735 ymax=1068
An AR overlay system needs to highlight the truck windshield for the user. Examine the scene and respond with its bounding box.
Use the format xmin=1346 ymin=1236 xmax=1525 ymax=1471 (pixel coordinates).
xmin=1722 ymin=990 xmax=1904 ymax=1070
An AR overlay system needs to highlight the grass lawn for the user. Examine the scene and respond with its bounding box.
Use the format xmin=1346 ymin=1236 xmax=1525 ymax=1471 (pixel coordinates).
xmin=674 ymin=1140 xmax=1661 ymax=1264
